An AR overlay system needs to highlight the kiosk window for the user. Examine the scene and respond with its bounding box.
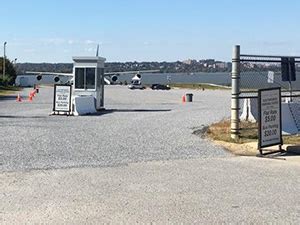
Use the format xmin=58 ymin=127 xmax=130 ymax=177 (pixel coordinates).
xmin=75 ymin=67 xmax=96 ymax=89
xmin=75 ymin=68 xmax=84 ymax=89
xmin=86 ymin=68 xmax=96 ymax=89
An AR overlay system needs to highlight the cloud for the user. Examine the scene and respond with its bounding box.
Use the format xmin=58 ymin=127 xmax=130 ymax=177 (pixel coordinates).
xmin=246 ymin=40 xmax=292 ymax=47
xmin=68 ymin=40 xmax=75 ymax=45
xmin=261 ymin=41 xmax=290 ymax=47
xmin=26 ymin=38 xmax=101 ymax=47
xmin=85 ymin=40 xmax=97 ymax=45
xmin=84 ymin=47 xmax=96 ymax=52
xmin=42 ymin=38 xmax=66 ymax=45
xmin=23 ymin=48 xmax=36 ymax=53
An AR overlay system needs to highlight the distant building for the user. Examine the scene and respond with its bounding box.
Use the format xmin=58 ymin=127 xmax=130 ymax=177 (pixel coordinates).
xmin=182 ymin=59 xmax=197 ymax=65
xmin=215 ymin=62 xmax=226 ymax=69
xmin=205 ymin=59 xmax=215 ymax=65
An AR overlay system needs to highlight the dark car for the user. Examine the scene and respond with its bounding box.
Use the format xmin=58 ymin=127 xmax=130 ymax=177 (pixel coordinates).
xmin=151 ymin=84 xmax=171 ymax=90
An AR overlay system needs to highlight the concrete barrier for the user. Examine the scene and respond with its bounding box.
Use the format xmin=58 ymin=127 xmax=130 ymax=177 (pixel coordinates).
xmin=73 ymin=96 xmax=97 ymax=116
xmin=240 ymin=98 xmax=258 ymax=122
xmin=281 ymin=103 xmax=299 ymax=135
xmin=240 ymin=98 xmax=300 ymax=135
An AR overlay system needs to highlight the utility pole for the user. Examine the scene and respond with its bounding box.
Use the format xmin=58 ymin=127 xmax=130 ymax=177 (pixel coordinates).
xmin=13 ymin=58 xmax=17 ymax=74
xmin=3 ymin=41 xmax=7 ymax=78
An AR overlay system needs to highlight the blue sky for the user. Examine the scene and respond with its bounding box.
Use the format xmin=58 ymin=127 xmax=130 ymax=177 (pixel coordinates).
xmin=1 ymin=0 xmax=300 ymax=63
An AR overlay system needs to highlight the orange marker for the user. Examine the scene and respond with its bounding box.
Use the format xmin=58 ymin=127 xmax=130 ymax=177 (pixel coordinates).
xmin=16 ymin=94 xmax=22 ymax=102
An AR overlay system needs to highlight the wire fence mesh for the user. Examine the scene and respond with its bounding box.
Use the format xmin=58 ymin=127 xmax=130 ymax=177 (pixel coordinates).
xmin=238 ymin=55 xmax=300 ymax=137
xmin=240 ymin=55 xmax=300 ymax=98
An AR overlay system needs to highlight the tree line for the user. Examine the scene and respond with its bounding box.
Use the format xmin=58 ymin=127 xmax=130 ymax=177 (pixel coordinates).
xmin=0 ymin=57 xmax=17 ymax=86
xmin=15 ymin=61 xmax=232 ymax=75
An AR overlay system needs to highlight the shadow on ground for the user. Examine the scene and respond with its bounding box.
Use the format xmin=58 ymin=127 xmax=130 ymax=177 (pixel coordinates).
xmin=86 ymin=108 xmax=172 ymax=116
xmin=0 ymin=95 xmax=17 ymax=100
xmin=0 ymin=115 xmax=47 ymax=119
xmin=256 ymin=146 xmax=300 ymax=161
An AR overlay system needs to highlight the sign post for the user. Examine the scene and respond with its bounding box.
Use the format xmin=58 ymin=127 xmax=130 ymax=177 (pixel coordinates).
xmin=281 ymin=57 xmax=296 ymax=102
xmin=258 ymin=87 xmax=283 ymax=155
xmin=53 ymin=84 xmax=72 ymax=115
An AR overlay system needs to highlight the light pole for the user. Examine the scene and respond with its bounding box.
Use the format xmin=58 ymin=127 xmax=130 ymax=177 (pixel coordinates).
xmin=13 ymin=58 xmax=17 ymax=74
xmin=3 ymin=41 xmax=7 ymax=78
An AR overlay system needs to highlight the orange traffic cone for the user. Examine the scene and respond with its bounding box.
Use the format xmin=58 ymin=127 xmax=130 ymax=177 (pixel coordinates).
xmin=28 ymin=93 xmax=33 ymax=102
xmin=16 ymin=94 xmax=22 ymax=102
xmin=182 ymin=95 xmax=186 ymax=103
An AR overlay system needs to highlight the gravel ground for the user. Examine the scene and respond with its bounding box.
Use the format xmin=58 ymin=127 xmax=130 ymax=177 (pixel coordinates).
xmin=1 ymin=86 xmax=300 ymax=224
xmin=0 ymin=86 xmax=231 ymax=172
xmin=1 ymin=157 xmax=300 ymax=224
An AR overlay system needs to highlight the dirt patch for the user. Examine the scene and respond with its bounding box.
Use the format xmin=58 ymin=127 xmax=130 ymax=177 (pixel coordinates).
xmin=194 ymin=119 xmax=300 ymax=156
xmin=192 ymin=125 xmax=209 ymax=138
xmin=171 ymin=83 xmax=229 ymax=90
xmin=213 ymin=140 xmax=258 ymax=156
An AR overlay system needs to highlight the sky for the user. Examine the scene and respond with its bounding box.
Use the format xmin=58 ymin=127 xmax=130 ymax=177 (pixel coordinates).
xmin=1 ymin=0 xmax=300 ymax=63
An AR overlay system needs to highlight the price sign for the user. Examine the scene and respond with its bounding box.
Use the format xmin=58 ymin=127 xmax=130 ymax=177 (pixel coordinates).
xmin=267 ymin=71 xmax=274 ymax=83
xmin=53 ymin=84 xmax=72 ymax=112
xmin=258 ymin=87 xmax=282 ymax=149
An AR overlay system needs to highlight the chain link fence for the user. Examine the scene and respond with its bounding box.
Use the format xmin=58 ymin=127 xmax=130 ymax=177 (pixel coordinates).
xmin=238 ymin=54 xmax=300 ymax=138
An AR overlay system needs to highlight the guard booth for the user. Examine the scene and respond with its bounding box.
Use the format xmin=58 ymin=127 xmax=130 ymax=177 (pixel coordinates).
xmin=72 ymin=56 xmax=106 ymax=114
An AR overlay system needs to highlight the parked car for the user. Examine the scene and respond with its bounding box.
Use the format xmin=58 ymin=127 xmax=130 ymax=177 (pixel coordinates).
xmin=151 ymin=84 xmax=171 ymax=90
xmin=128 ymin=79 xmax=145 ymax=90
xmin=128 ymin=84 xmax=145 ymax=90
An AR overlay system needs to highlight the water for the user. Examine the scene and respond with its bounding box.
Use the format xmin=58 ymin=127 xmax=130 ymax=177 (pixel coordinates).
xmin=16 ymin=71 xmax=300 ymax=90
xmin=117 ymin=72 xmax=231 ymax=86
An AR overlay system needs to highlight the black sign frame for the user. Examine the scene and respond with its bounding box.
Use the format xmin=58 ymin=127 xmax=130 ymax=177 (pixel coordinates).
xmin=258 ymin=87 xmax=283 ymax=155
xmin=53 ymin=84 xmax=72 ymax=114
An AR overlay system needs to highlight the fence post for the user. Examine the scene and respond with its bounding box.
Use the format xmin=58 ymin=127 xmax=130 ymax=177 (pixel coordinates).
xmin=231 ymin=45 xmax=240 ymax=140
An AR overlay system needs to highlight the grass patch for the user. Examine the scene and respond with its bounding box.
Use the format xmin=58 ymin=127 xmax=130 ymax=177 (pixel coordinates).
xmin=0 ymin=86 xmax=21 ymax=96
xmin=206 ymin=119 xmax=300 ymax=144
xmin=205 ymin=120 xmax=257 ymax=144
xmin=283 ymin=135 xmax=300 ymax=144
xmin=170 ymin=83 xmax=229 ymax=90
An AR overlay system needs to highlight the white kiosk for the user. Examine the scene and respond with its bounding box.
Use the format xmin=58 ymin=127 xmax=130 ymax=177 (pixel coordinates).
xmin=72 ymin=56 xmax=106 ymax=115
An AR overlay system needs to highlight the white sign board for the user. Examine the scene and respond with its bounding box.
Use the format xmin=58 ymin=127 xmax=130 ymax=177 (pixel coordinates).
xmin=54 ymin=85 xmax=72 ymax=112
xmin=258 ymin=88 xmax=282 ymax=148
xmin=267 ymin=71 xmax=274 ymax=83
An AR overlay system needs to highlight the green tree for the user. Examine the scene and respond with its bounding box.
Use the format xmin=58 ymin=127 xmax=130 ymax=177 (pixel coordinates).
xmin=0 ymin=57 xmax=17 ymax=85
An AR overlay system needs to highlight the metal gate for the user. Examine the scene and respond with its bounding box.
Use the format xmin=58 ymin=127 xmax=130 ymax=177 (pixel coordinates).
xmin=230 ymin=45 xmax=300 ymax=139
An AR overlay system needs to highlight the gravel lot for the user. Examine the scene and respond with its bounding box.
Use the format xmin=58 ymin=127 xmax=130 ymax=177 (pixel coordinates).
xmin=0 ymin=86 xmax=231 ymax=172
xmin=1 ymin=86 xmax=300 ymax=223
